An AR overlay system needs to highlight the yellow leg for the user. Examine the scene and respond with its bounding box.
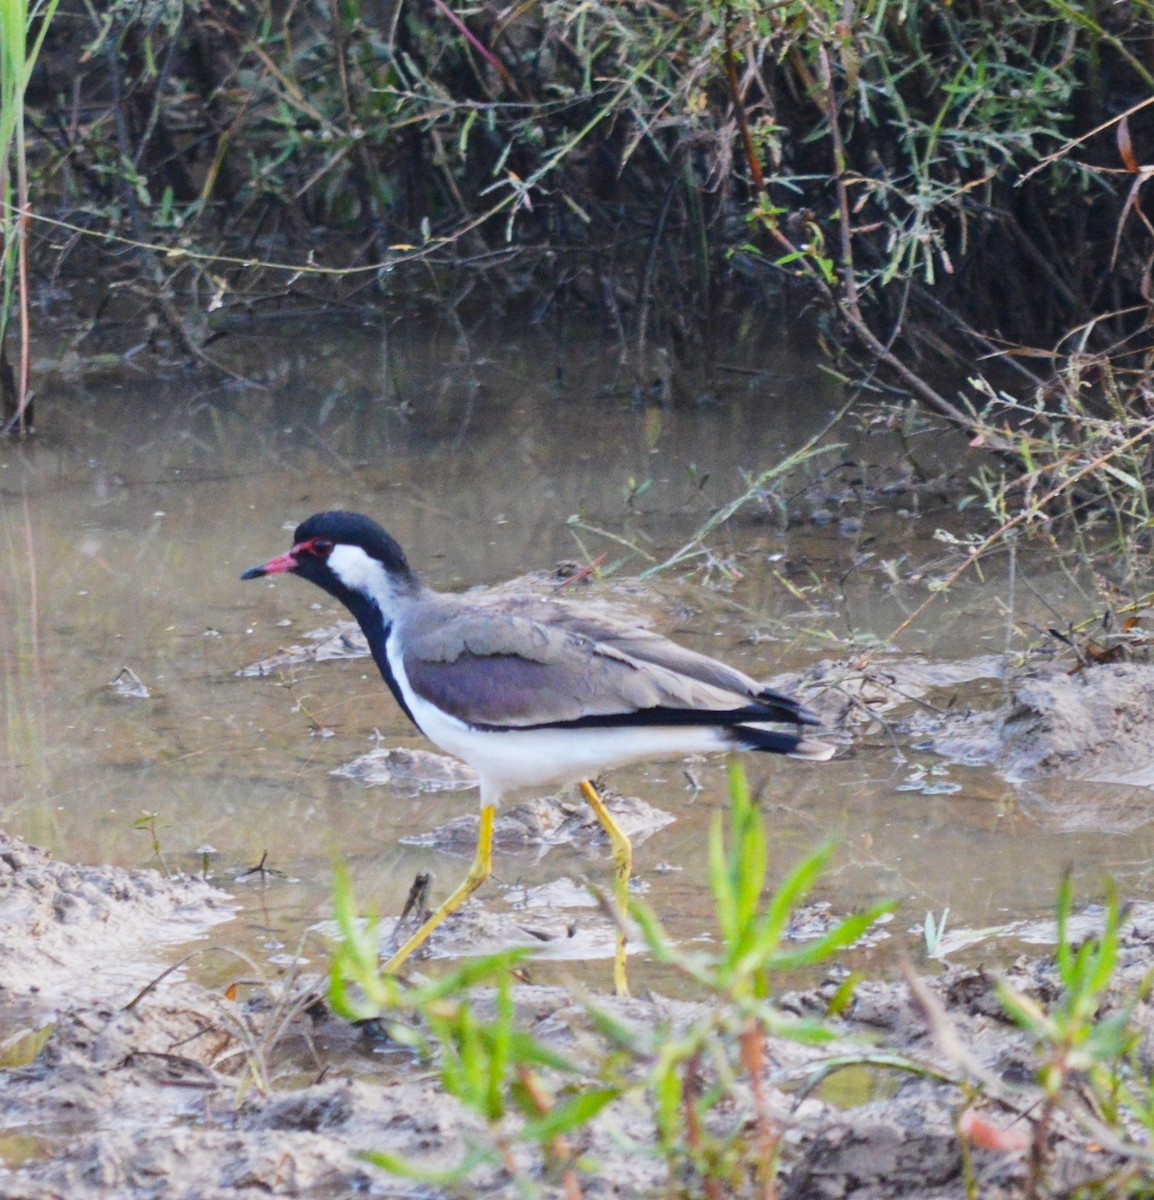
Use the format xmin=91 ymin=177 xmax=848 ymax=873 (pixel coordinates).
xmin=383 ymin=804 xmax=495 ymax=975
xmin=579 ymin=780 xmax=632 ymax=996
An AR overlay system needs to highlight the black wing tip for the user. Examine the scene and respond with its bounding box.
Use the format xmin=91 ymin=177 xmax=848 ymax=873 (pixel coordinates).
xmin=781 ymin=702 xmax=822 ymax=727
xmin=756 ymin=688 xmax=823 ymax=726
xmin=507 ymin=703 xmax=828 ymax=736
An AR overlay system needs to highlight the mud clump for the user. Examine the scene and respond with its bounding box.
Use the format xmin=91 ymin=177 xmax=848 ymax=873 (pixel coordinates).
xmin=925 ymin=661 xmax=1154 ymax=785
xmin=793 ymin=655 xmax=1154 ymax=792
xmin=0 ymin=833 xmax=232 ymax=1028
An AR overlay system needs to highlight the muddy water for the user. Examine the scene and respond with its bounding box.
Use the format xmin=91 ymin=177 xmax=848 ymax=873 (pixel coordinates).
xmin=0 ymin=318 xmax=1148 ymax=999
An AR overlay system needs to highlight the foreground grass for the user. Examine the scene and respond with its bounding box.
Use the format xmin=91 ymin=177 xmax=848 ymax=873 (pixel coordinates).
xmin=326 ymin=761 xmax=1154 ymax=1198
xmin=330 ymin=761 xmax=896 ymax=1195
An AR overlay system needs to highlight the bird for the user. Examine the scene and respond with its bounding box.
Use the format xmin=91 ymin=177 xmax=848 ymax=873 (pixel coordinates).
xmin=242 ymin=511 xmax=833 ymax=993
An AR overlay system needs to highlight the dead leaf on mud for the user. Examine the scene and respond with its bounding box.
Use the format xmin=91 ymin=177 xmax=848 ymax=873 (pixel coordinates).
xmin=237 ymin=621 xmax=369 ymax=675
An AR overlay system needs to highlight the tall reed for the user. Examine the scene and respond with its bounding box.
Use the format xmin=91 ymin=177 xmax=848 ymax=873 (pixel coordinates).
xmin=0 ymin=0 xmax=58 ymax=434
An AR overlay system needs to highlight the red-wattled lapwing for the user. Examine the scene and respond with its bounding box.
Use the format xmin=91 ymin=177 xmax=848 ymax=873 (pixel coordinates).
xmin=242 ymin=511 xmax=832 ymax=993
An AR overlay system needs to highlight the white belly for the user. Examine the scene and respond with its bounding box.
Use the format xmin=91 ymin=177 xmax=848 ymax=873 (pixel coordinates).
xmin=424 ymin=717 xmax=729 ymax=794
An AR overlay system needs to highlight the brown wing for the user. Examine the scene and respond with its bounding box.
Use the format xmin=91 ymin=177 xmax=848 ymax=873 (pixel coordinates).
xmin=460 ymin=591 xmax=765 ymax=687
xmin=460 ymin=592 xmax=818 ymax=725
xmin=399 ymin=597 xmax=802 ymax=730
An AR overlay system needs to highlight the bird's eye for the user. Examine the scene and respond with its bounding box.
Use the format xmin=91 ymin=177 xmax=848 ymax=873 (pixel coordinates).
xmin=310 ymin=537 xmax=334 ymax=558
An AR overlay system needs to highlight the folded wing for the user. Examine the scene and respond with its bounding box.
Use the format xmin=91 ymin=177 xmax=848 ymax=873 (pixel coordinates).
xmin=400 ymin=598 xmax=819 ymax=731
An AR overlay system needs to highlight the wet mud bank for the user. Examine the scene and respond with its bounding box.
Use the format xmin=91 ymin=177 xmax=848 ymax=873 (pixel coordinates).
xmin=0 ymin=819 xmax=1149 ymax=1199
xmin=0 ymin=835 xmax=233 ymax=1036
xmin=6 ymin=647 xmax=1154 ymax=1197
xmin=792 ymin=652 xmax=1154 ymax=791
xmin=923 ymin=659 xmax=1154 ymax=786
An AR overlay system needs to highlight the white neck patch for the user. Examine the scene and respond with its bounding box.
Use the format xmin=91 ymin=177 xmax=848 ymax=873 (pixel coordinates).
xmin=327 ymin=543 xmax=405 ymax=616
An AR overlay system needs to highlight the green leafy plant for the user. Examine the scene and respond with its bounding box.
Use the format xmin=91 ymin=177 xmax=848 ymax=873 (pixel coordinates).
xmin=622 ymin=761 xmax=896 ymax=1194
xmin=330 ymin=865 xmax=618 ymax=1193
xmin=328 ymin=762 xmax=896 ymax=1197
xmin=998 ymin=874 xmax=1154 ymax=1197
xmin=133 ymin=810 xmax=169 ymax=875
xmin=924 ymin=907 xmax=950 ymax=957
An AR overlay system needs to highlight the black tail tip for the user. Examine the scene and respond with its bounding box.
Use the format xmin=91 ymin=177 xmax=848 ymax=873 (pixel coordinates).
xmin=735 ymin=726 xmax=836 ymax=760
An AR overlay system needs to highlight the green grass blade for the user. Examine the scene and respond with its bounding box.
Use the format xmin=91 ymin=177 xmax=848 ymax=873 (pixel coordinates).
xmin=520 ymin=1087 xmax=619 ymax=1141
